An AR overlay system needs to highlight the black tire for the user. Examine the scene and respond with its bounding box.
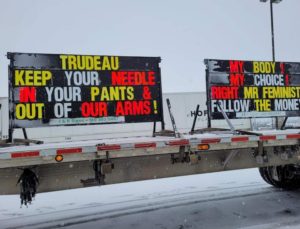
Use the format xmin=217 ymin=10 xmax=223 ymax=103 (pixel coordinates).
xmin=259 ymin=167 xmax=273 ymax=185
xmin=259 ymin=165 xmax=300 ymax=190
xmin=277 ymin=165 xmax=300 ymax=190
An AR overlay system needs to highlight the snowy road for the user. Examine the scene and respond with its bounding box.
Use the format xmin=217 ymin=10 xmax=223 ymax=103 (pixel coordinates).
xmin=1 ymin=169 xmax=300 ymax=229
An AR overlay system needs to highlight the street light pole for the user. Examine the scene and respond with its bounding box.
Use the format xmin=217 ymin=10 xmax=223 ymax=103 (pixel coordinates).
xmin=260 ymin=0 xmax=282 ymax=61
xmin=260 ymin=0 xmax=282 ymax=129
xmin=269 ymin=0 xmax=275 ymax=61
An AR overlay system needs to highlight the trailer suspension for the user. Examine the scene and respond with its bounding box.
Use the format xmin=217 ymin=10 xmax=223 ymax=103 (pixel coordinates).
xmin=17 ymin=168 xmax=39 ymax=207
xmin=90 ymin=160 xmax=104 ymax=184
xmin=81 ymin=157 xmax=114 ymax=187
xmin=171 ymin=146 xmax=201 ymax=164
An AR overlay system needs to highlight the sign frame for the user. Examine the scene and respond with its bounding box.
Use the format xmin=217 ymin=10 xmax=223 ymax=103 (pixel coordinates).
xmin=7 ymin=52 xmax=165 ymax=131
xmin=205 ymin=58 xmax=300 ymax=126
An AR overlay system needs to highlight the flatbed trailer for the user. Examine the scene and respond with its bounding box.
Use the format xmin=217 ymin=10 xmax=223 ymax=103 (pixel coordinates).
xmin=2 ymin=54 xmax=300 ymax=206
xmin=1 ymin=128 xmax=299 ymax=195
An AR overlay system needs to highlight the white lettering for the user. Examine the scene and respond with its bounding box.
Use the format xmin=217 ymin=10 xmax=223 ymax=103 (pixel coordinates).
xmin=64 ymin=71 xmax=100 ymax=86
xmin=254 ymin=74 xmax=284 ymax=86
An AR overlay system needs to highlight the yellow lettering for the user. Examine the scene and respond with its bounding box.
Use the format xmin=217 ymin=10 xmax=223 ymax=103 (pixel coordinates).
xmin=102 ymin=56 xmax=111 ymax=70
xmin=36 ymin=103 xmax=44 ymax=118
xmin=254 ymin=99 xmax=271 ymax=111
xmin=85 ymin=56 xmax=94 ymax=70
xmin=77 ymin=55 xmax=85 ymax=70
xmin=111 ymin=57 xmax=119 ymax=70
xmin=68 ymin=56 xmax=77 ymax=69
xmin=90 ymin=87 xmax=100 ymax=101
xmin=127 ymin=87 xmax=134 ymax=100
xmin=244 ymin=87 xmax=258 ymax=99
xmin=42 ymin=71 xmax=52 ymax=85
xmin=94 ymin=56 xmax=101 ymax=70
xmin=15 ymin=104 xmax=26 ymax=119
xmin=60 ymin=55 xmax=68 ymax=69
xmin=27 ymin=71 xmax=34 ymax=85
xmin=58 ymin=55 xmax=119 ymax=71
xmin=101 ymin=87 xmax=110 ymax=101
xmin=91 ymin=86 xmax=135 ymax=101
xmin=15 ymin=103 xmax=44 ymax=120
xmin=253 ymin=62 xmax=260 ymax=73
xmin=14 ymin=70 xmax=52 ymax=86
xmin=14 ymin=70 xmax=25 ymax=86
xmin=253 ymin=61 xmax=275 ymax=73
xmin=118 ymin=87 xmax=126 ymax=100
xmin=110 ymin=87 xmax=120 ymax=100
xmin=270 ymin=62 xmax=275 ymax=73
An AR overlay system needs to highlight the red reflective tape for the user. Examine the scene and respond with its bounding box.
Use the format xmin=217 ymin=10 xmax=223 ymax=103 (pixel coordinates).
xmin=135 ymin=142 xmax=156 ymax=148
xmin=260 ymin=135 xmax=276 ymax=141
xmin=57 ymin=148 xmax=82 ymax=155
xmin=231 ymin=136 xmax=249 ymax=142
xmin=287 ymin=134 xmax=300 ymax=139
xmin=97 ymin=144 xmax=121 ymax=151
xmin=11 ymin=151 xmax=40 ymax=158
xmin=201 ymin=138 xmax=221 ymax=144
xmin=168 ymin=139 xmax=189 ymax=146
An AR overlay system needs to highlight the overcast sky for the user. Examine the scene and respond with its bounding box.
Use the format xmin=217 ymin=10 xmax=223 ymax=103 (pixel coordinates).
xmin=0 ymin=0 xmax=299 ymax=97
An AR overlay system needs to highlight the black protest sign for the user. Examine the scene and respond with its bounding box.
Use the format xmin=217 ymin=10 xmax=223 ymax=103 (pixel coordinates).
xmin=205 ymin=59 xmax=300 ymax=119
xmin=8 ymin=53 xmax=163 ymax=128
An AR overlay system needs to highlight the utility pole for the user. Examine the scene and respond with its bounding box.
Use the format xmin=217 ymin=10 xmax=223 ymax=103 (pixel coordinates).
xmin=260 ymin=0 xmax=282 ymax=128
xmin=260 ymin=0 xmax=282 ymax=61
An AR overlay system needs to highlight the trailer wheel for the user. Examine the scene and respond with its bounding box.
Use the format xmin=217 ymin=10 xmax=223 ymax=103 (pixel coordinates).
xmin=259 ymin=167 xmax=275 ymax=186
xmin=259 ymin=165 xmax=300 ymax=190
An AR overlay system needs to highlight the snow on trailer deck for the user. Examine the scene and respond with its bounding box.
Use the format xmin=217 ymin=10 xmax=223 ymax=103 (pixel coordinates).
xmin=0 ymin=129 xmax=299 ymax=160
xmin=0 ymin=132 xmax=237 ymax=161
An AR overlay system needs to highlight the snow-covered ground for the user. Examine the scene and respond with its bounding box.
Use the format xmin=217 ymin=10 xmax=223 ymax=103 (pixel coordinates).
xmin=1 ymin=168 xmax=300 ymax=229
